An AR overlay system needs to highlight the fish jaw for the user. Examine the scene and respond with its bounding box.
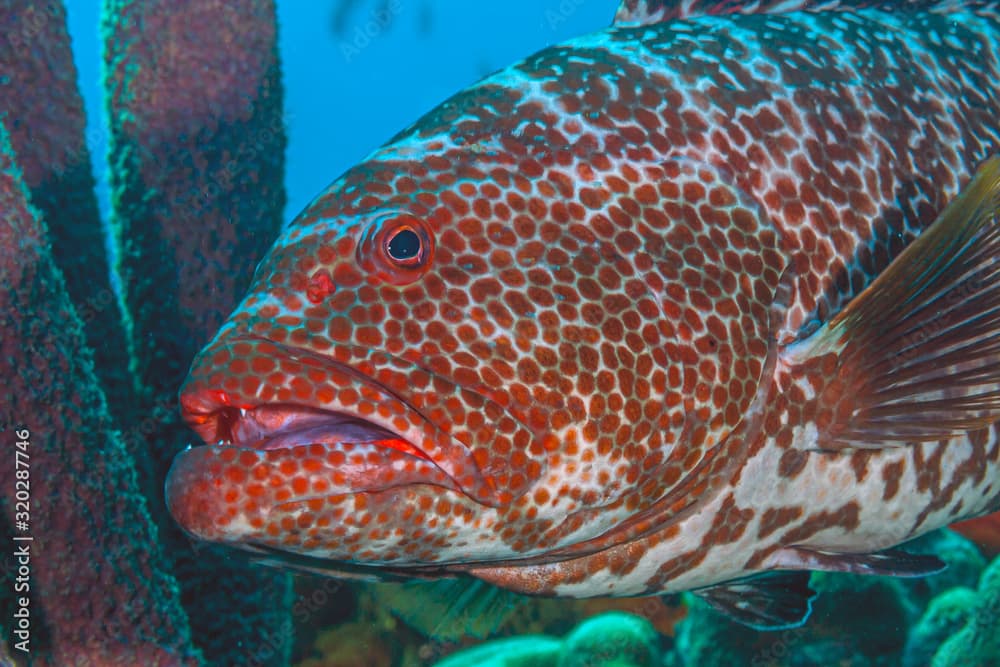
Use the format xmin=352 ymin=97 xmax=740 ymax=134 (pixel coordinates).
xmin=167 ymin=329 xmax=509 ymax=555
xmin=165 ymin=441 xmax=453 ymax=546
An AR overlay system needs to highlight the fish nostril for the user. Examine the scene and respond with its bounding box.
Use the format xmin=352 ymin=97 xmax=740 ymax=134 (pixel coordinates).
xmin=306 ymin=269 xmax=336 ymax=303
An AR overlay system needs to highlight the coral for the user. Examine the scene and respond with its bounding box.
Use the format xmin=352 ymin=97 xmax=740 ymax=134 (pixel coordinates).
xmin=893 ymin=529 xmax=989 ymax=615
xmin=0 ymin=121 xmax=199 ymax=665
xmin=907 ymin=554 xmax=1000 ymax=667
xmin=283 ymin=577 xmax=687 ymax=665
xmin=671 ymin=583 xmax=901 ymax=667
xmin=1 ymin=0 xmax=293 ymax=663
xmin=101 ymin=0 xmax=292 ymax=663
xmin=0 ymin=0 xmax=131 ymax=420
xmin=903 ymin=587 xmax=978 ymax=667
xmin=560 ymin=612 xmax=660 ymax=667
xmin=432 ymin=636 xmax=562 ymax=667
xmin=811 ymin=529 xmax=987 ymax=625
xmin=672 ymin=593 xmax=775 ymax=667
xmin=430 ymin=612 xmax=661 ymax=667
xmin=298 ymin=585 xmax=678 ymax=667
xmin=357 ymin=579 xmax=686 ymax=646
xmin=103 ymin=0 xmax=286 ymax=403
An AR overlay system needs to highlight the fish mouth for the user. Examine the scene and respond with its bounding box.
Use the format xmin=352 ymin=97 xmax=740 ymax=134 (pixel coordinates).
xmin=189 ymin=401 xmax=433 ymax=462
xmin=167 ymin=334 xmax=505 ymax=545
xmin=167 ymin=389 xmax=473 ymax=544
xmin=173 ymin=385 xmax=470 ymax=502
xmin=175 ymin=330 xmax=480 ymax=488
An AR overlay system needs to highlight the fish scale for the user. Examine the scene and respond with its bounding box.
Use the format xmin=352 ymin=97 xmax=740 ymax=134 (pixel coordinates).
xmin=168 ymin=0 xmax=1000 ymax=629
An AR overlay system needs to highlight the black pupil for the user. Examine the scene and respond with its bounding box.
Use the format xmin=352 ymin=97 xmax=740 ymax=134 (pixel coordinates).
xmin=386 ymin=228 xmax=421 ymax=261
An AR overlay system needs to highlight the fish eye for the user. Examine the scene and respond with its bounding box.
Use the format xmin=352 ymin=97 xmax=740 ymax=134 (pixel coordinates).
xmin=385 ymin=227 xmax=422 ymax=264
xmin=357 ymin=212 xmax=434 ymax=285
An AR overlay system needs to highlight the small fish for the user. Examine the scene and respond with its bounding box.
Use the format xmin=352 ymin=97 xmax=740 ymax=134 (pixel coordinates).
xmin=167 ymin=0 xmax=1000 ymax=630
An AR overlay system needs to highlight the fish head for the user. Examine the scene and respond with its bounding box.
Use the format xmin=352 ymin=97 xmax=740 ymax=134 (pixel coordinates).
xmin=167 ymin=110 xmax=785 ymax=575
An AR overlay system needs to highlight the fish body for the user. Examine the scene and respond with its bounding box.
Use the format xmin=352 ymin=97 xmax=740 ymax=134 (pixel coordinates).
xmin=167 ymin=0 xmax=1000 ymax=627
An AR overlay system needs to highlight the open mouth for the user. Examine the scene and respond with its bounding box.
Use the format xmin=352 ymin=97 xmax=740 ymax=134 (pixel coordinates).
xmin=165 ymin=396 xmax=464 ymax=541
xmin=168 ymin=362 xmax=491 ymax=515
xmin=202 ymin=403 xmax=433 ymax=462
xmin=166 ymin=335 xmax=508 ymax=543
xmin=173 ymin=394 xmax=459 ymax=500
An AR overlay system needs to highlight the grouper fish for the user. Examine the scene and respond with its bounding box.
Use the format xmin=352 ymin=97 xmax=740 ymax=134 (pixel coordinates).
xmin=166 ymin=0 xmax=1000 ymax=629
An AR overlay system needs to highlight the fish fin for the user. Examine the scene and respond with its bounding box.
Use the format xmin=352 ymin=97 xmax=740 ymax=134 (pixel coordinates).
xmin=229 ymin=541 xmax=445 ymax=582
xmin=371 ymin=578 xmax=526 ymax=640
xmin=764 ymin=546 xmax=947 ymax=577
xmin=692 ymin=571 xmax=817 ymax=631
xmin=787 ymin=155 xmax=1000 ymax=450
xmin=612 ymin=0 xmax=997 ymax=26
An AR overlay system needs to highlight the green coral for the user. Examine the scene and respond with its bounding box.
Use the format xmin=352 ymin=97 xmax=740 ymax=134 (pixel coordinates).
xmin=673 ymin=594 xmax=764 ymax=667
xmin=432 ymin=612 xmax=660 ymax=667
xmin=432 ymin=636 xmax=563 ymax=667
xmin=561 ymin=612 xmax=659 ymax=667
xmin=904 ymin=587 xmax=978 ymax=667
xmin=924 ymin=555 xmax=1000 ymax=667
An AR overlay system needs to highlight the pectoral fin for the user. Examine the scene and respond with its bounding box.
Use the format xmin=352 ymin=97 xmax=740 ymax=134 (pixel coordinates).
xmin=694 ymin=545 xmax=947 ymax=630
xmin=693 ymin=571 xmax=817 ymax=630
xmin=788 ymin=156 xmax=1000 ymax=450
xmin=763 ymin=546 xmax=946 ymax=577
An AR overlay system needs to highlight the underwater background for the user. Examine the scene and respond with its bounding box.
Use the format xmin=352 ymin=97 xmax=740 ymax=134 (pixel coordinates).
xmin=1 ymin=0 xmax=999 ymax=665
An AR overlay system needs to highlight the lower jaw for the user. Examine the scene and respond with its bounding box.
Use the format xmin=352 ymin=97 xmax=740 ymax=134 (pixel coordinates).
xmin=164 ymin=440 xmax=454 ymax=541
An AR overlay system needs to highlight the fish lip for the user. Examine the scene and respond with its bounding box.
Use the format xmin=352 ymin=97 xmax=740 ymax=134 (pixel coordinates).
xmin=180 ymin=334 xmax=430 ymax=456
xmin=179 ymin=389 xmax=438 ymax=469
xmin=178 ymin=334 xmax=496 ymax=501
xmin=202 ymin=402 xmax=434 ymax=460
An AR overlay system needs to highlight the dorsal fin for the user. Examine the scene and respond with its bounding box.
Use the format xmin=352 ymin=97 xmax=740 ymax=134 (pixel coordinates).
xmin=613 ymin=0 xmax=996 ymax=26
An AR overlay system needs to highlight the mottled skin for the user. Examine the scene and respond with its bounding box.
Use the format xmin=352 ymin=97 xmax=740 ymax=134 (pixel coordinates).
xmin=167 ymin=4 xmax=1000 ymax=598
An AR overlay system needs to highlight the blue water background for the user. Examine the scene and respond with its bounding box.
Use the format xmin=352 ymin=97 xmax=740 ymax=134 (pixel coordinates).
xmin=64 ymin=0 xmax=610 ymax=224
